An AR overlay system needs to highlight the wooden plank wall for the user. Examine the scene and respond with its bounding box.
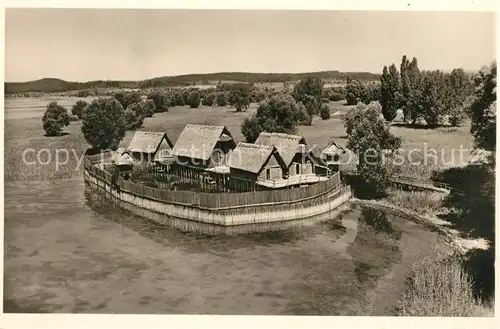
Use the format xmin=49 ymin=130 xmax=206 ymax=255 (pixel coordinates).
xmin=84 ymin=161 xmax=343 ymax=210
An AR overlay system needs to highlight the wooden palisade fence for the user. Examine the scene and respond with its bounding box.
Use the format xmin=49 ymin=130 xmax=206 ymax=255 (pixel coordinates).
xmin=84 ymin=160 xmax=343 ymax=210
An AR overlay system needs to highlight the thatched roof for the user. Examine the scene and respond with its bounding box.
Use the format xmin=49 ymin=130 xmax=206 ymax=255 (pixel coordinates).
xmin=118 ymin=152 xmax=134 ymax=166
xmin=110 ymin=148 xmax=134 ymax=165
xmin=229 ymin=142 xmax=286 ymax=174
xmin=171 ymin=124 xmax=235 ymax=161
xmin=254 ymin=132 xmax=306 ymax=167
xmin=321 ymin=140 xmax=344 ymax=156
xmin=127 ymin=131 xmax=173 ymax=154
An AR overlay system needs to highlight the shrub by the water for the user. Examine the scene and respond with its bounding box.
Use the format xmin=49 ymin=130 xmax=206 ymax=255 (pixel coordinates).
xmin=42 ymin=101 xmax=70 ymax=136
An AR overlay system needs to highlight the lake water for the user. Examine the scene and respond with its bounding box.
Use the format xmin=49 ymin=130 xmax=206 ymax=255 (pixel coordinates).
xmin=3 ymin=176 xmax=442 ymax=315
xmin=4 ymin=97 xmax=95 ymax=120
xmin=3 ymin=97 xmax=443 ymax=315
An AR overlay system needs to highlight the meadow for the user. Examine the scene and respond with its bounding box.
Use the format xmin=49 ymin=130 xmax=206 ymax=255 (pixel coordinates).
xmin=4 ymin=97 xmax=474 ymax=182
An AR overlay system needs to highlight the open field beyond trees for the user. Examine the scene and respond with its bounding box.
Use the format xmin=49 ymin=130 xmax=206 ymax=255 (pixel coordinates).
xmin=5 ymin=97 xmax=473 ymax=183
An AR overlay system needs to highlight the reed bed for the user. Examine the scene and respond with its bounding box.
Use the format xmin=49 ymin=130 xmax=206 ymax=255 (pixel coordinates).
xmin=396 ymin=255 xmax=492 ymax=316
xmin=386 ymin=188 xmax=446 ymax=214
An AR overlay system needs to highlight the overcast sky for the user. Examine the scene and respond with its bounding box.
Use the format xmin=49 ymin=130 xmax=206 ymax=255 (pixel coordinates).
xmin=5 ymin=9 xmax=496 ymax=82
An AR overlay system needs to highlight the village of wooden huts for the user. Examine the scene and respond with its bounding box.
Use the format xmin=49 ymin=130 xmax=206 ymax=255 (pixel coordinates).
xmin=113 ymin=124 xmax=343 ymax=192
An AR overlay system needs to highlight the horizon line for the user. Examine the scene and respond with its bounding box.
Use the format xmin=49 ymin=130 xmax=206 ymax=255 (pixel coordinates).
xmin=5 ymin=69 xmax=382 ymax=84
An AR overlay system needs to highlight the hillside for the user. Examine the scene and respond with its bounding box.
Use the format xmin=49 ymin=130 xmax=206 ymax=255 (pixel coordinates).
xmin=5 ymin=71 xmax=380 ymax=94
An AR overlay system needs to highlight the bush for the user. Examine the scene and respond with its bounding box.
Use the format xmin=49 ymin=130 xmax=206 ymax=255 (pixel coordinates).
xmin=147 ymin=91 xmax=168 ymax=113
xmin=143 ymin=99 xmax=156 ymax=117
xmin=329 ymin=92 xmax=344 ymax=101
xmin=241 ymin=95 xmax=301 ymax=142
xmin=202 ymin=92 xmax=216 ymax=106
xmin=301 ymin=94 xmax=319 ymax=116
xmin=42 ymin=101 xmax=70 ymax=136
xmin=71 ymin=100 xmax=88 ymax=119
xmin=215 ymin=92 xmax=228 ymax=106
xmin=81 ymin=98 xmax=126 ymax=151
xmin=124 ymin=102 xmax=146 ymax=130
xmin=77 ymin=89 xmax=91 ymax=97
xmin=296 ymin=103 xmax=312 ymax=126
xmin=320 ymin=104 xmax=331 ymax=120
xmin=173 ymin=92 xmax=186 ymax=106
xmin=229 ymin=83 xmax=252 ymax=111
xmin=42 ymin=119 xmax=62 ymax=136
xmin=114 ymin=91 xmax=142 ymax=109
xmin=186 ymin=90 xmax=201 ymax=108
xmin=293 ymin=76 xmax=323 ymax=112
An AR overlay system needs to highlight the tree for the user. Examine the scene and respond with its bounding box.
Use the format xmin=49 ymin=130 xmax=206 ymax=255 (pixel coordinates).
xmin=404 ymin=57 xmax=422 ymax=123
xmin=186 ymin=90 xmax=201 ymax=108
xmin=229 ymin=83 xmax=252 ymax=111
xmin=446 ymin=68 xmax=474 ymax=126
xmin=42 ymin=101 xmax=70 ymax=136
xmin=143 ymin=99 xmax=156 ymax=117
xmin=420 ymin=70 xmax=448 ymax=126
xmin=344 ymin=101 xmax=401 ymax=198
xmin=469 ymin=62 xmax=496 ymax=151
xmin=81 ymin=98 xmax=127 ymax=151
xmin=147 ymin=91 xmax=168 ymax=113
xmin=202 ymin=92 xmax=216 ymax=106
xmin=380 ymin=65 xmax=401 ymax=121
xmin=301 ymin=94 xmax=319 ymax=116
xmin=241 ymin=95 xmax=302 ymax=142
xmin=293 ymin=77 xmax=323 ymax=115
xmin=320 ymin=104 xmax=331 ymax=120
xmin=215 ymin=92 xmax=228 ymax=106
xmin=114 ymin=91 xmax=142 ymax=109
xmin=71 ymin=100 xmax=88 ymax=120
xmin=345 ymin=79 xmax=369 ymax=105
xmin=124 ymin=107 xmax=144 ymax=131
xmin=173 ymin=91 xmax=186 ymax=106
xmin=251 ymin=89 xmax=268 ymax=103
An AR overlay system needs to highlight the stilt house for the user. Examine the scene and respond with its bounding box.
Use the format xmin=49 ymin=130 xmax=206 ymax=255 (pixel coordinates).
xmin=126 ymin=131 xmax=174 ymax=163
xmin=228 ymin=142 xmax=288 ymax=191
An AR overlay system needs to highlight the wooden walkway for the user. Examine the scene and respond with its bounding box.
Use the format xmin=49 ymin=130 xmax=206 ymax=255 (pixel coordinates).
xmin=345 ymin=171 xmax=453 ymax=194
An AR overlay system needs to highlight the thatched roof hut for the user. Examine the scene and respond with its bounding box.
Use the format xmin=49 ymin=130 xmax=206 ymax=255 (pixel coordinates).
xmin=254 ymin=132 xmax=307 ymax=167
xmin=229 ymin=142 xmax=287 ymax=175
xmin=321 ymin=140 xmax=344 ymax=163
xmin=171 ymin=124 xmax=236 ymax=167
xmin=127 ymin=131 xmax=174 ymax=162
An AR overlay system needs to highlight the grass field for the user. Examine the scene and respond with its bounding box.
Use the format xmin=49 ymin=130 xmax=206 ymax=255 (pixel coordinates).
xmin=4 ymin=97 xmax=474 ymax=182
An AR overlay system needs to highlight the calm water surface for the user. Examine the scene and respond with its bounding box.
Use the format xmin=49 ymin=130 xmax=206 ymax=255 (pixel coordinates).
xmin=4 ymin=177 xmax=440 ymax=315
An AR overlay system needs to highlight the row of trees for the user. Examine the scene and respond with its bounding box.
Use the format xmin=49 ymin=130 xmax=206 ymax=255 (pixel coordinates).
xmin=343 ymin=61 xmax=496 ymax=198
xmin=380 ymin=55 xmax=475 ymax=126
xmin=343 ymin=55 xmax=476 ymax=127
xmin=43 ymin=75 xmax=341 ymax=140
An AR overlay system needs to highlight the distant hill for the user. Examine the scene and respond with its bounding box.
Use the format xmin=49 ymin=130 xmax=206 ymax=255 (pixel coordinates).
xmin=5 ymin=71 xmax=380 ymax=94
